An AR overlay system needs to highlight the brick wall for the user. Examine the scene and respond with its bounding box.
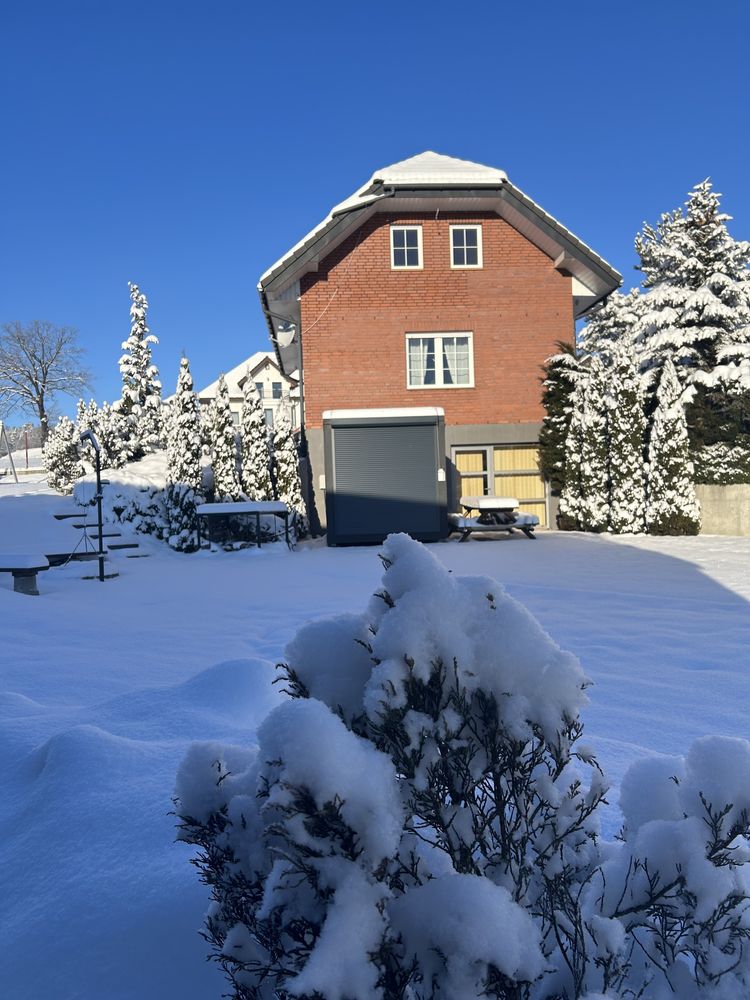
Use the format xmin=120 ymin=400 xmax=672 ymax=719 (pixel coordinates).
xmin=300 ymin=211 xmax=574 ymax=430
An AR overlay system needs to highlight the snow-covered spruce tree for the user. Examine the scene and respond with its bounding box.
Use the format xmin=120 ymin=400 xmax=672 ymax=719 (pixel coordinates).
xmin=607 ymin=348 xmax=646 ymax=534
xmin=206 ymin=374 xmax=241 ymax=502
xmin=42 ymin=415 xmax=84 ymax=493
xmin=75 ymin=398 xmax=129 ymax=470
xmin=634 ymin=181 xmax=750 ymax=450
xmin=646 ymin=359 xmax=701 ymax=535
xmin=558 ymin=370 xmax=587 ymax=530
xmin=117 ymin=282 xmax=162 ymax=459
xmin=177 ymin=537 xmax=750 ymax=1000
xmin=272 ymin=399 xmax=307 ymax=535
xmin=578 ymin=288 xmax=644 ymax=368
xmin=165 ymin=357 xmax=203 ymax=551
xmin=176 ymin=534 xmax=601 ymax=999
xmin=239 ymin=379 xmax=273 ymax=501
xmin=537 ymin=341 xmax=580 ymax=495
xmin=578 ymin=358 xmax=610 ymax=532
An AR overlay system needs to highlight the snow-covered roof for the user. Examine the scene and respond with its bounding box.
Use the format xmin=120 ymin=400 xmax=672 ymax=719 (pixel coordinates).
xmin=259 ymin=151 xmax=623 ymax=375
xmin=196 ymin=351 xmax=292 ymax=401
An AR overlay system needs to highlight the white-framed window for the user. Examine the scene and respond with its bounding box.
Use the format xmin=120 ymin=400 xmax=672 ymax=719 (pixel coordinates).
xmin=450 ymin=225 xmax=483 ymax=268
xmin=406 ymin=332 xmax=474 ymax=388
xmin=255 ymin=381 xmax=264 ymax=398
xmin=391 ymin=225 xmax=423 ymax=269
xmin=264 ymin=408 xmax=274 ymax=427
xmin=272 ymin=381 xmax=282 ymax=399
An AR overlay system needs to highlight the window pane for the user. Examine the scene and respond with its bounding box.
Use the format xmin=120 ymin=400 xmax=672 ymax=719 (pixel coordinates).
xmin=465 ymin=247 xmax=478 ymax=266
xmin=255 ymin=381 xmax=264 ymax=398
xmin=393 ymin=229 xmax=405 ymax=248
xmin=264 ymin=409 xmax=274 ymax=427
xmin=405 ymin=229 xmax=418 ymax=248
xmin=453 ymin=247 xmax=465 ymax=266
xmin=272 ymin=382 xmax=282 ymax=399
xmin=465 ymin=229 xmax=478 ymax=248
xmin=394 ymin=248 xmax=406 ymax=267
xmin=406 ymin=247 xmax=419 ymax=266
xmin=408 ymin=337 xmax=435 ymax=385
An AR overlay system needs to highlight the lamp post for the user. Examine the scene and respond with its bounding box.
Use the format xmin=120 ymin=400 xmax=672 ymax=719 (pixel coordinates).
xmin=80 ymin=430 xmax=106 ymax=582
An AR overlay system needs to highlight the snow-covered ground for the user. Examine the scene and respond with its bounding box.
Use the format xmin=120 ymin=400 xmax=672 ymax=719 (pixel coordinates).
xmin=1 ymin=476 xmax=749 ymax=999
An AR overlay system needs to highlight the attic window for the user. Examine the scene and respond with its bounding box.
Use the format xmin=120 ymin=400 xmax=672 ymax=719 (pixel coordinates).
xmin=391 ymin=226 xmax=422 ymax=269
xmin=450 ymin=226 xmax=482 ymax=268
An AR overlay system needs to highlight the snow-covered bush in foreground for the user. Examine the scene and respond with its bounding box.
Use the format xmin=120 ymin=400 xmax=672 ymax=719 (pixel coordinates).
xmin=176 ymin=536 xmax=750 ymax=999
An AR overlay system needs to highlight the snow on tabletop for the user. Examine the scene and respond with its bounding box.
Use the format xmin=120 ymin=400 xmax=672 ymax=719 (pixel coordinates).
xmin=0 ymin=552 xmax=49 ymax=568
xmin=1 ymin=472 xmax=750 ymax=1000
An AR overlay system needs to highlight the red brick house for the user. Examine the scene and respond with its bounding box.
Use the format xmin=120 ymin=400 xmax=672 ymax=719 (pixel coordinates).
xmin=258 ymin=151 xmax=620 ymax=539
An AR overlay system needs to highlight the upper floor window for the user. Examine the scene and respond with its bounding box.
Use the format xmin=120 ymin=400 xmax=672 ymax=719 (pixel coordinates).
xmin=272 ymin=381 xmax=283 ymax=399
xmin=255 ymin=381 xmax=264 ymax=398
xmin=450 ymin=225 xmax=483 ymax=268
xmin=264 ymin=408 xmax=274 ymax=427
xmin=391 ymin=225 xmax=422 ymax=269
xmin=406 ymin=332 xmax=474 ymax=388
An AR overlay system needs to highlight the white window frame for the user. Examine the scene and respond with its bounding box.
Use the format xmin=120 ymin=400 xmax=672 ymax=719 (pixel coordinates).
xmin=449 ymin=225 xmax=483 ymax=269
xmin=405 ymin=332 xmax=474 ymax=389
xmin=390 ymin=225 xmax=423 ymax=270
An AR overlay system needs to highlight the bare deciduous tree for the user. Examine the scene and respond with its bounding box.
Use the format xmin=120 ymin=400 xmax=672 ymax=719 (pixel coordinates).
xmin=0 ymin=321 xmax=92 ymax=442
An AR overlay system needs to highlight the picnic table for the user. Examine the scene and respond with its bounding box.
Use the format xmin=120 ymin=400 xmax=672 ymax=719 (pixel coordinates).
xmin=196 ymin=501 xmax=294 ymax=549
xmin=448 ymin=496 xmax=539 ymax=541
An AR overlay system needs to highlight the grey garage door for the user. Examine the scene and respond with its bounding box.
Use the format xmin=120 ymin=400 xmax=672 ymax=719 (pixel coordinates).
xmin=327 ymin=422 xmax=445 ymax=544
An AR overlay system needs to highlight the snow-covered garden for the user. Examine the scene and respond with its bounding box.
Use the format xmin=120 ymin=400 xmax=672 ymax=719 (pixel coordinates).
xmin=1 ymin=469 xmax=749 ymax=999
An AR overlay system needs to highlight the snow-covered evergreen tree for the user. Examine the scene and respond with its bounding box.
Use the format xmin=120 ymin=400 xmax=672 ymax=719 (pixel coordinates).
xmin=206 ymin=374 xmax=241 ymax=502
xmin=558 ymin=372 xmax=586 ymax=530
xmin=165 ymin=358 xmax=203 ymax=551
xmin=117 ymin=282 xmax=162 ymax=458
xmin=579 ymin=288 xmax=644 ymax=367
xmin=271 ymin=399 xmax=307 ymax=534
xmin=579 ymin=357 xmax=610 ymax=532
xmin=607 ymin=347 xmax=646 ymax=533
xmin=75 ymin=398 xmax=129 ymax=470
xmin=239 ymin=379 xmax=273 ymax=501
xmin=43 ymin=415 xmax=84 ymax=493
xmin=646 ymin=359 xmax=701 ymax=535
xmin=538 ymin=341 xmax=580 ymax=495
xmin=634 ymin=181 xmax=750 ymax=450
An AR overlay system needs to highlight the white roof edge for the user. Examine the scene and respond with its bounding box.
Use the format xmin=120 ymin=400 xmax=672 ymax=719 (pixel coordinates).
xmin=323 ymin=407 xmax=445 ymax=419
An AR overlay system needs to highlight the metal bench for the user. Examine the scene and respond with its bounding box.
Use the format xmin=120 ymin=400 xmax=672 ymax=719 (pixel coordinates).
xmin=0 ymin=554 xmax=50 ymax=595
xmin=196 ymin=501 xmax=294 ymax=549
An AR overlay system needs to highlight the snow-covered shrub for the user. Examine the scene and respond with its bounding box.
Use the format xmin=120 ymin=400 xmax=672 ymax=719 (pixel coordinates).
xmin=165 ymin=357 xmax=203 ymax=551
xmin=239 ymin=380 xmax=273 ymax=501
xmin=646 ymin=359 xmax=701 ymax=534
xmin=271 ymin=399 xmax=307 ymax=535
xmin=693 ymin=440 xmax=750 ymax=484
xmin=177 ymin=536 xmax=750 ymax=999
xmin=43 ymin=415 xmax=84 ymax=493
xmin=176 ymin=534 xmax=601 ymax=999
xmin=76 ymin=398 xmax=130 ymax=470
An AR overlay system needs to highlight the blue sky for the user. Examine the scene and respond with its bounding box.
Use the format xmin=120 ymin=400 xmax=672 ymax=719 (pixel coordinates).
xmin=2 ymin=0 xmax=748 ymax=417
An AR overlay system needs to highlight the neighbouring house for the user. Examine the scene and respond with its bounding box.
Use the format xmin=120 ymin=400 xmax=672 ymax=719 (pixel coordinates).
xmin=258 ymin=151 xmax=621 ymax=541
xmin=196 ymin=351 xmax=299 ymax=430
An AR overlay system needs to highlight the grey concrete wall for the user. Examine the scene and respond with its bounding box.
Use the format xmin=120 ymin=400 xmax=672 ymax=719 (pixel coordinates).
xmin=307 ymin=422 xmax=543 ymax=533
xmin=696 ymin=484 xmax=750 ymax=536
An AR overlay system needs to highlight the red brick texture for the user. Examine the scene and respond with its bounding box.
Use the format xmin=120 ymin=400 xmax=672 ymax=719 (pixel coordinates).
xmin=300 ymin=212 xmax=574 ymax=430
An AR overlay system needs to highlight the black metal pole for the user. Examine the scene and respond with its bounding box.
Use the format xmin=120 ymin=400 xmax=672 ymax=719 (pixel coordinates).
xmin=95 ymin=449 xmax=105 ymax=582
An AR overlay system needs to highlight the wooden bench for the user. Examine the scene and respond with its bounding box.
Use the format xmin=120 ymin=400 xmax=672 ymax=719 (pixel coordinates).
xmin=196 ymin=501 xmax=294 ymax=550
xmin=0 ymin=554 xmax=50 ymax=595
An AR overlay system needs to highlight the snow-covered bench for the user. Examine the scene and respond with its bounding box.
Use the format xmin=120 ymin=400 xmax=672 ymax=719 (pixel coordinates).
xmin=196 ymin=501 xmax=295 ymax=549
xmin=448 ymin=496 xmax=539 ymax=541
xmin=0 ymin=554 xmax=50 ymax=595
